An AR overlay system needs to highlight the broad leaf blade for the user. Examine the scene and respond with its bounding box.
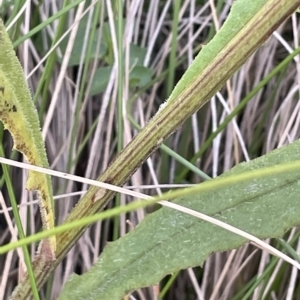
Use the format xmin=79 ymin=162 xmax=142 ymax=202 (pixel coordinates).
xmin=59 ymin=140 xmax=300 ymax=300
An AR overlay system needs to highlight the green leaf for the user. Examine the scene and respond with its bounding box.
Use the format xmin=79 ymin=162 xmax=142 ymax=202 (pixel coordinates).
xmin=10 ymin=0 xmax=300 ymax=298
xmin=89 ymin=65 xmax=152 ymax=96
xmin=89 ymin=66 xmax=112 ymax=96
xmin=166 ymin=0 xmax=267 ymax=105
xmin=129 ymin=66 xmax=152 ymax=88
xmin=0 ymin=19 xmax=55 ymax=257
xmin=58 ymin=16 xmax=107 ymax=67
xmin=59 ymin=139 xmax=300 ymax=299
xmin=129 ymin=44 xmax=147 ymax=66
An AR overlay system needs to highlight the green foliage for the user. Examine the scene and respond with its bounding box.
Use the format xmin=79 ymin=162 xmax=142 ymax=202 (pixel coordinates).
xmin=89 ymin=65 xmax=152 ymax=96
xmin=129 ymin=66 xmax=152 ymax=87
xmin=57 ymin=19 xmax=107 ymax=66
xmin=0 ymin=19 xmax=55 ymax=255
xmin=87 ymin=43 xmax=152 ymax=95
xmin=58 ymin=16 xmax=152 ymax=95
xmin=2 ymin=0 xmax=300 ymax=299
xmin=166 ymin=0 xmax=266 ymax=105
xmin=59 ymin=139 xmax=300 ymax=299
xmin=89 ymin=66 xmax=112 ymax=96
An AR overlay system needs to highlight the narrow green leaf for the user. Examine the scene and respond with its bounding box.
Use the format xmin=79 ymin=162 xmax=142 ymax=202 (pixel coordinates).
xmin=59 ymin=139 xmax=300 ymax=300
xmin=0 ymin=19 xmax=55 ymax=257
xmin=166 ymin=0 xmax=267 ymax=105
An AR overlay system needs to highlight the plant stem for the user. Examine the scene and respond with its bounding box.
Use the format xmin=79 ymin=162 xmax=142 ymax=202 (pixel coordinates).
xmin=10 ymin=1 xmax=300 ymax=298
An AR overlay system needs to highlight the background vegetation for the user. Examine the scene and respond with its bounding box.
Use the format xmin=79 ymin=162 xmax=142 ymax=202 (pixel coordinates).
xmin=0 ymin=0 xmax=300 ymax=299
